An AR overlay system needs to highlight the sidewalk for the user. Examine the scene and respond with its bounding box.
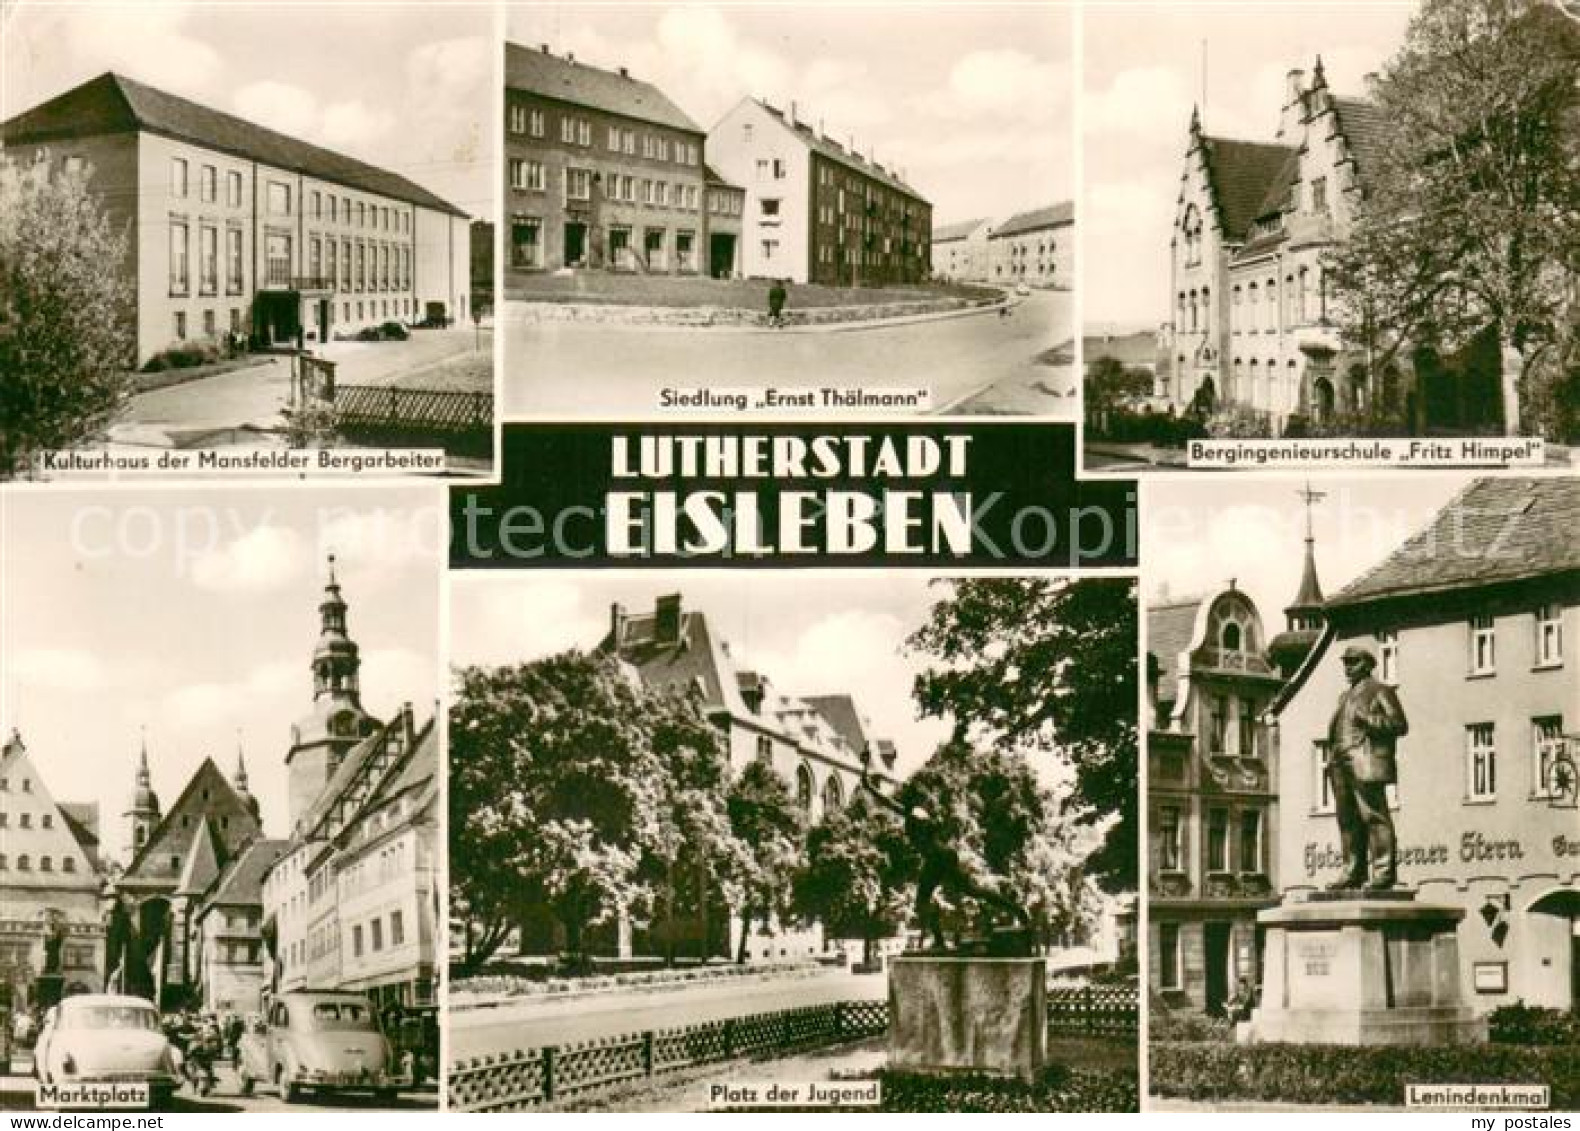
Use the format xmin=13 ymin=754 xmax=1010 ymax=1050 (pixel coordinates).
xmin=505 ymin=294 xmax=1013 ymax=335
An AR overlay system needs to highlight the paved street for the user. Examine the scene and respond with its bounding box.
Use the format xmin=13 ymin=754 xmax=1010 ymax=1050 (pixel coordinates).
xmin=502 ymin=290 xmax=1076 ymax=418
xmin=450 ymin=969 xmax=887 ymax=1061
xmin=111 ymin=328 xmax=485 ymax=446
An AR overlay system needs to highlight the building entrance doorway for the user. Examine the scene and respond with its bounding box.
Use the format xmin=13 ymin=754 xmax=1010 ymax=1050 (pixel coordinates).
xmin=710 ymin=233 xmax=737 ymax=278
xmin=1527 ymin=889 xmax=1580 ymax=1008
xmin=609 ymin=227 xmax=632 ymax=270
xmin=255 ymin=291 xmax=301 ymax=347
xmin=564 ymin=222 xmax=588 ymax=267
xmin=1204 ymin=921 xmax=1231 ymax=1016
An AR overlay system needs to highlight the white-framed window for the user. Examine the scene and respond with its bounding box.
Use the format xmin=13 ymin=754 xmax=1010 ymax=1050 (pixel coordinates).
xmin=1532 ymin=716 xmax=1564 ymax=799
xmin=1206 ymin=807 xmax=1229 ymax=872
xmin=529 ymin=109 xmax=545 ymax=137
xmin=200 ymin=164 xmax=216 ymax=203
xmin=1469 ymin=614 xmax=1496 ymax=675
xmin=1239 ymin=809 xmax=1263 ymax=872
xmin=199 ymin=225 xmax=217 ymax=294
xmin=1313 ymin=740 xmax=1335 ymax=814
xmin=655 ymin=181 xmax=668 ymax=206
xmin=508 ymin=104 xmax=527 ymax=134
xmin=1378 ymin=629 xmax=1399 ymax=683
xmin=225 ymin=170 xmax=242 ymax=208
xmin=510 ymin=215 xmax=542 ymax=269
xmin=1466 ymin=723 xmax=1497 ymax=800
xmin=608 ymin=125 xmax=621 ymax=150
xmin=1534 ymin=604 xmax=1563 ymax=667
xmin=169 ymin=220 xmax=190 ymax=294
xmin=564 ymin=168 xmax=592 ymax=201
xmin=577 ymin=120 xmax=591 ymax=147
xmin=561 ymin=116 xmax=575 ymax=143
xmin=509 ymin=159 xmax=545 ymax=192
xmin=267 ymin=181 xmax=292 ymax=217
xmin=1158 ymin=923 xmax=1183 ymax=990
xmin=171 ymin=157 xmax=188 ymax=198
xmin=1157 ymin=805 xmax=1182 ymax=871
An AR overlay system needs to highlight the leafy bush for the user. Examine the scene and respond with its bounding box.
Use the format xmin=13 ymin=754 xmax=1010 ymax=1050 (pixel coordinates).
xmin=1087 ymin=408 xmax=1208 ymax=448
xmin=868 ymin=1065 xmax=1137 ymax=1113
xmin=141 ymin=340 xmax=224 ymax=372
xmin=1148 ymin=1010 xmax=1234 ymax=1043
xmin=1206 ymin=405 xmax=1275 ymax=439
xmin=1150 ymin=1042 xmax=1580 ymax=1108
xmin=1489 ymin=1003 xmax=1580 ymax=1047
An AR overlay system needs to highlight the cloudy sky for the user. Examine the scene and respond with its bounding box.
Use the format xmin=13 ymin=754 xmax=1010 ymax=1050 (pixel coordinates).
xmin=1142 ymin=474 xmax=1470 ymax=632
xmin=1 ymin=2 xmax=493 ymax=219
xmin=1083 ymin=3 xmax=1415 ymax=330
xmin=451 ymin=572 xmax=1071 ymax=779
xmin=0 ymin=488 xmax=442 ymax=855
xmin=509 ymin=3 xmax=1073 ymax=225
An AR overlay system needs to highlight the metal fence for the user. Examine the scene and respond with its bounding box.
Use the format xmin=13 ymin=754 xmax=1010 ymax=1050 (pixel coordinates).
xmin=449 ymin=985 xmax=1137 ymax=1112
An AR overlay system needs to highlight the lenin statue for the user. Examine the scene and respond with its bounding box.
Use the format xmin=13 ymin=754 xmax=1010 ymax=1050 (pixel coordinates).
xmin=1326 ymin=644 xmax=1409 ymax=891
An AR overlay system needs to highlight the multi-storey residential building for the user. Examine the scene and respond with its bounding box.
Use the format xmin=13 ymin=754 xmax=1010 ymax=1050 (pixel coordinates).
xmin=704 ymin=166 xmax=746 ymax=278
xmin=987 ymin=203 xmax=1074 ymax=289
xmin=0 ymin=733 xmax=106 ymax=1011
xmin=932 ymin=218 xmax=992 ymax=282
xmin=0 ymin=72 xmax=471 ymax=366
xmin=707 ymin=99 xmax=932 ymax=286
xmin=505 ymin=43 xmax=717 ymax=276
xmin=1147 ymin=585 xmax=1286 ymax=1016
xmin=191 ymin=838 xmax=284 ymax=1014
xmin=1271 ymin=477 xmax=1580 ymax=1013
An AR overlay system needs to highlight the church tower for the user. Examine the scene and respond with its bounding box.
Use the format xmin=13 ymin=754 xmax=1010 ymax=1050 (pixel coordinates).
xmin=234 ymin=736 xmax=260 ymax=820
xmin=123 ymin=732 xmax=161 ymax=862
xmin=285 ymin=556 xmax=377 ymax=829
xmin=1269 ymin=484 xmax=1328 ymax=677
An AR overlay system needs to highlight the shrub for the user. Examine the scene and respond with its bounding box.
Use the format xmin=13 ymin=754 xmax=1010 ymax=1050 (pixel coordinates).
xmin=867 ymin=1065 xmax=1138 ymax=1113
xmin=379 ymin=320 xmax=410 ymax=341
xmin=1489 ymin=1003 xmax=1580 ymax=1047
xmin=1148 ymin=1011 xmax=1234 ymax=1043
xmin=1150 ymin=1042 xmax=1580 ymax=1108
xmin=1206 ymin=405 xmax=1275 ymax=439
xmin=141 ymin=340 xmax=223 ymax=372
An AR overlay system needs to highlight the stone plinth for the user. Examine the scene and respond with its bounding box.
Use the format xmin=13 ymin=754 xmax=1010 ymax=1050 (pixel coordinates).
xmin=1242 ymin=893 xmax=1486 ymax=1046
xmin=888 ymin=956 xmax=1046 ymax=1079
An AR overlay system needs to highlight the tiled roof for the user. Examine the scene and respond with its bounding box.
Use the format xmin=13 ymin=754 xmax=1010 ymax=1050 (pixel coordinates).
xmin=2 ymin=73 xmax=466 ymax=217
xmin=174 ymin=817 xmax=223 ymax=898
xmin=992 ymin=202 xmax=1074 ymax=238
xmin=1148 ymin=598 xmax=1203 ymax=705
xmin=203 ymin=838 xmax=287 ymax=909
xmin=934 ymin=218 xmax=988 ymax=242
xmin=1330 ymin=96 xmax=1386 ymax=182
xmin=603 ymin=605 xmax=739 ymax=714
xmin=506 ymin=42 xmax=702 ymax=134
xmin=1200 ymin=136 xmax=1297 ymax=241
xmin=1328 ymin=478 xmax=1580 ymax=607
xmin=757 ymin=100 xmax=928 ymax=201
xmin=802 ymin=695 xmax=871 ymax=758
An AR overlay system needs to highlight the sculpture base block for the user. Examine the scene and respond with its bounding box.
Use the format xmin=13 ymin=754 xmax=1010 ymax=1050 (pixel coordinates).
xmin=888 ymin=956 xmax=1046 ymax=1079
xmin=1242 ymin=894 xmax=1486 ymax=1047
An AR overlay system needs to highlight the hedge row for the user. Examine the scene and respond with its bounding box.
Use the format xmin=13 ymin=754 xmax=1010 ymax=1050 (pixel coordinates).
xmin=1150 ymin=1042 xmax=1580 ymax=1108
xmin=728 ymin=1066 xmax=1139 ymax=1113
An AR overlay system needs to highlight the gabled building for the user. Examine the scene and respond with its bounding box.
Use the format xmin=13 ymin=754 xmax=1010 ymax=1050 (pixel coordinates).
xmin=932 ymin=217 xmax=993 ymax=282
xmin=0 ymin=732 xmax=107 ymax=1010
xmin=706 ymin=99 xmax=932 ymax=286
xmin=987 ymin=203 xmax=1074 ymax=289
xmin=0 ymin=71 xmax=471 ymax=366
xmin=1271 ymin=477 xmax=1580 ymax=1012
xmin=192 ymin=836 xmax=285 ymax=1014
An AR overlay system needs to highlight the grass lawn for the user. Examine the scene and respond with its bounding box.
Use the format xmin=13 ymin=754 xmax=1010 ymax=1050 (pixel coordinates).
xmin=507 ymin=272 xmax=999 ymax=310
xmin=377 ymin=346 xmax=493 ymax=393
xmin=130 ymin=353 xmax=273 ymax=394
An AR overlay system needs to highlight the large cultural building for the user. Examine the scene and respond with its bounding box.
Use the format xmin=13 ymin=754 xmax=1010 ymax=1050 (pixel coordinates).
xmin=1161 ymin=61 xmax=1500 ymax=433
xmin=1271 ymin=477 xmax=1580 ymax=1012
xmin=0 ymin=71 xmax=472 ymax=366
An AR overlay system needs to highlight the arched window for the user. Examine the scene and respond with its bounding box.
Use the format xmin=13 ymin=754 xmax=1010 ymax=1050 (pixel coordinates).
xmin=1221 ymin=622 xmax=1243 ymax=652
xmin=795 ymin=764 xmax=814 ymax=812
xmin=1182 ymin=205 xmax=1203 ymax=266
xmin=1188 ymin=289 xmax=1199 ymax=332
xmin=823 ymin=775 xmax=844 ymax=813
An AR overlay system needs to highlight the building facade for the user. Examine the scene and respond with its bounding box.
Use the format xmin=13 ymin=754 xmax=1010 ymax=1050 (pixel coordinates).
xmin=987 ymin=203 xmax=1074 ymax=289
xmin=932 ymin=218 xmax=992 ymax=282
xmin=0 ymin=733 xmax=106 ymax=1012
xmin=1147 ymin=587 xmax=1285 ymax=1016
xmin=1272 ymin=477 xmax=1580 ymax=1012
xmin=0 ymin=71 xmax=471 ymax=367
xmin=191 ymin=838 xmax=284 ymax=1015
xmin=707 ymin=99 xmax=932 ymax=286
xmin=505 ymin=43 xmax=720 ymax=276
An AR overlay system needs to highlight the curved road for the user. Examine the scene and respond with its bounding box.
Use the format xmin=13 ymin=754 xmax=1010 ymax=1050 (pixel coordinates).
xmin=502 ymin=291 xmax=1075 ymax=418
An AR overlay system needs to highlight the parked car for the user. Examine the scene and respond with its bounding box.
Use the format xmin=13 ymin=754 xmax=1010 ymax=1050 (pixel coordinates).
xmin=33 ymin=995 xmax=179 ymax=1106
xmin=1014 ymin=282 xmax=1031 ymax=296
xmin=239 ymin=991 xmax=401 ymax=1103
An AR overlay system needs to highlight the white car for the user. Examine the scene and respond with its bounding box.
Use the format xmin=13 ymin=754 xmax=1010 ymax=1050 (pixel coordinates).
xmin=1014 ymin=282 xmax=1032 ymax=296
xmin=33 ymin=994 xmax=179 ymax=1105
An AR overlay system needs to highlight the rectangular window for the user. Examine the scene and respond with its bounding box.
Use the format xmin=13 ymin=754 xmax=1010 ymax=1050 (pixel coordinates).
xmin=1237 ymin=699 xmax=1256 ymax=759
xmin=1208 ymin=696 xmax=1228 ymax=755
xmin=199 ymin=225 xmax=217 ymax=294
xmin=169 ymin=221 xmax=190 ymax=294
xmin=565 ymin=168 xmax=592 ymax=201
xmin=1467 ymin=723 xmax=1497 ymax=800
xmin=226 ymin=228 xmax=243 ymax=294
xmin=511 ymin=216 xmax=542 ymax=269
xmin=200 ymin=164 xmax=216 ymax=203
xmin=1469 ymin=615 xmax=1496 ymax=675
xmin=325 ymin=240 xmax=337 ymax=290
xmin=1159 ymin=923 xmax=1182 ymax=990
xmin=1312 ymin=176 xmax=1329 ymax=214
xmin=529 ymin=109 xmax=545 ymax=137
xmin=227 ymin=170 xmax=242 ymax=208
xmin=1535 ymin=604 xmax=1563 ymax=667
xmin=608 ymin=125 xmax=621 ymax=151
xmin=370 ymin=918 xmax=383 ymax=951
xmin=1313 ymin=740 xmax=1335 ymax=813
xmin=391 ymin=910 xmax=405 ymax=946
xmin=561 ymin=116 xmax=575 ymax=144
xmin=265 ymin=233 xmax=291 ymax=287
xmin=509 ymin=104 xmax=527 ymax=134
xmin=1239 ymin=810 xmax=1262 ymax=872
xmin=202 ymin=309 xmax=215 ymax=337
xmin=267 ymin=181 xmax=291 ymax=216
xmin=171 ymin=157 xmax=188 ymax=198
xmin=352 ymin=925 xmax=363 ymax=958
xmin=311 ymin=189 xmax=322 ymax=219
xmin=173 ymin=312 xmax=186 ymax=340
xmin=1378 ymin=629 xmax=1399 ymax=683
xmin=623 ymin=130 xmax=635 ymax=156
xmin=577 ymin=120 xmax=591 ymax=146
xmin=1158 ymin=805 xmax=1181 ymax=871
xmin=1532 ymin=716 xmax=1564 ymax=799
xmin=655 ymin=181 xmax=668 ymax=206
xmin=1207 ymin=808 xmax=1229 ymax=872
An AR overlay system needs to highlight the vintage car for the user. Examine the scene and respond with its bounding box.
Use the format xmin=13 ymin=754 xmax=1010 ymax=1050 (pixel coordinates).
xmin=32 ymin=994 xmax=179 ymax=1105
xmin=238 ymin=990 xmax=402 ymax=1103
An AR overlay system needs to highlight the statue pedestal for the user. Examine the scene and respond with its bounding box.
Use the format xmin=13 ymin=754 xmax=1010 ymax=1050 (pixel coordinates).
xmin=888 ymin=956 xmax=1045 ymax=1079
xmin=1242 ymin=892 xmax=1485 ymax=1046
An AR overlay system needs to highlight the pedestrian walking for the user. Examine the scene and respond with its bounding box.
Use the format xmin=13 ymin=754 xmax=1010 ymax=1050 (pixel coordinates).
xmin=767 ymin=279 xmax=788 ymax=328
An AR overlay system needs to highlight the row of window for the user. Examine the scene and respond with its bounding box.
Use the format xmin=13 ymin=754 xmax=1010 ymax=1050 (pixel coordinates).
xmin=1155 ymin=805 xmax=1264 ymax=874
xmin=0 ymin=853 xmax=79 ymax=873
xmin=171 ymin=299 xmax=419 ymax=346
xmin=214 ymin=940 xmax=261 ymax=965
xmin=169 ymin=158 xmax=411 ymax=234
xmin=509 ymin=216 xmax=699 ymax=272
xmin=1176 ymin=269 xmax=1329 ymax=337
xmin=351 ymin=909 xmax=407 ymax=958
xmin=0 ymin=809 xmax=53 ymax=829
xmin=170 ymin=307 xmax=244 ymax=343
xmin=508 ymin=103 xmax=701 ymax=167
xmin=0 ymin=776 xmax=30 ymax=791
xmin=509 ymin=159 xmax=711 ymax=214
xmin=1468 ymin=607 xmax=1564 ymax=674
xmin=168 ymin=221 xmax=243 ymax=297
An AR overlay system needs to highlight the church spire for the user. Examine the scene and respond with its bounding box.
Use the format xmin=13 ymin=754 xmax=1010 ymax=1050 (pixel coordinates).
xmin=312 ymin=553 xmax=361 ymax=704
xmin=234 ymin=731 xmax=260 ymax=819
xmin=125 ymin=727 xmax=161 ymax=859
xmin=1269 ymin=484 xmax=1329 ymax=678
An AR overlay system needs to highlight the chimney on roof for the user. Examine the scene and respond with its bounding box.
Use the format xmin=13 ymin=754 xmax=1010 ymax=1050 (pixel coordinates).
xmin=655 ymin=593 xmax=682 ymax=644
xmin=566 ymin=52 xmax=576 ymax=65
xmin=540 ymin=43 xmax=549 ymax=53
xmin=1278 ymin=68 xmax=1307 ymax=141
xmin=619 ymin=66 xmax=630 ymax=79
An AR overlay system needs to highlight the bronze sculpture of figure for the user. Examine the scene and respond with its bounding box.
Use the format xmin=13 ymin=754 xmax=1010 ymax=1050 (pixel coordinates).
xmin=1325 ymin=644 xmax=1409 ymax=891
xmin=859 ymin=749 xmax=1033 ymax=951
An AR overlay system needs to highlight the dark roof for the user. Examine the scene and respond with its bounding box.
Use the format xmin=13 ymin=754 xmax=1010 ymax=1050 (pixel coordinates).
xmin=1148 ymin=598 xmax=1203 ymax=704
xmin=1 ymin=72 xmax=465 ymax=217
xmin=1199 ymin=136 xmax=1297 ymax=241
xmin=802 ymin=695 xmax=870 ymax=758
xmin=992 ymin=202 xmax=1074 ymax=238
xmin=603 ymin=604 xmax=733 ymax=710
xmin=121 ymin=757 xmax=259 ymax=888
xmin=1330 ymin=96 xmax=1386 ymax=181
xmin=203 ymin=838 xmax=287 ymax=910
xmin=934 ymin=218 xmax=988 ymax=242
xmin=703 ymin=164 xmax=742 ymax=190
xmin=506 ymin=42 xmax=702 ymax=134
xmin=1329 ymin=478 xmax=1580 ymax=608
xmin=757 ymin=100 xmax=927 ymax=201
